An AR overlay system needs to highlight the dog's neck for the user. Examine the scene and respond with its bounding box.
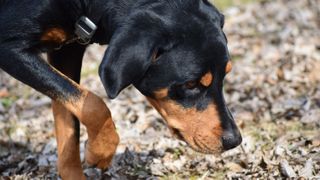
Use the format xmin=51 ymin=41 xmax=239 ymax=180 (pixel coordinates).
xmin=71 ymin=0 xmax=136 ymax=45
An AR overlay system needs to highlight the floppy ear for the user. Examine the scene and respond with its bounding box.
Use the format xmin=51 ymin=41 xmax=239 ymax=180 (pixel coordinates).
xmin=99 ymin=27 xmax=156 ymax=99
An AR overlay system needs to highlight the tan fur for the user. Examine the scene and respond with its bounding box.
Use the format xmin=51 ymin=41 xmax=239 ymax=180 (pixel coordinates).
xmin=46 ymin=66 xmax=119 ymax=175
xmin=52 ymin=101 xmax=85 ymax=180
xmin=63 ymin=90 xmax=119 ymax=169
xmin=148 ymin=92 xmax=222 ymax=154
xmin=200 ymin=72 xmax=213 ymax=87
xmin=41 ymin=28 xmax=67 ymax=44
xmin=153 ymin=88 xmax=169 ymax=99
xmin=226 ymin=61 xmax=232 ymax=74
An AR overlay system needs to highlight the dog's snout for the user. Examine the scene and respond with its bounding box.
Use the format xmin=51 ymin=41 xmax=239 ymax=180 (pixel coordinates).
xmin=221 ymin=129 xmax=242 ymax=150
xmin=219 ymin=106 xmax=242 ymax=151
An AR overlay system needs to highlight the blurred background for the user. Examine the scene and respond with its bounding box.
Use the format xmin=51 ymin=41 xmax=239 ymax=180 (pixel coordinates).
xmin=211 ymin=0 xmax=260 ymax=10
xmin=0 ymin=0 xmax=319 ymax=179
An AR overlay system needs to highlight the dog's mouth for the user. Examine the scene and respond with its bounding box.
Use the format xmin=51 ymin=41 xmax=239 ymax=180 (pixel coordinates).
xmin=192 ymin=136 xmax=223 ymax=154
xmin=170 ymin=127 xmax=223 ymax=154
xmin=147 ymin=97 xmax=224 ymax=154
xmin=171 ymin=127 xmax=186 ymax=141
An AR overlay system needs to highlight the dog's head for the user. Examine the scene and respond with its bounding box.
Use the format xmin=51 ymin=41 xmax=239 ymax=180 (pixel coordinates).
xmin=99 ymin=0 xmax=241 ymax=153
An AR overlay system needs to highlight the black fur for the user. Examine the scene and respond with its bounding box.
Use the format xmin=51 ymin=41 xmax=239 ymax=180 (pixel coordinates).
xmin=0 ymin=0 xmax=241 ymax=152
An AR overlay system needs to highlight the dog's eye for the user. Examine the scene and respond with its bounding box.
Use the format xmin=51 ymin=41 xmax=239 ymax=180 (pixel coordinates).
xmin=184 ymin=80 xmax=199 ymax=89
xmin=152 ymin=48 xmax=165 ymax=63
xmin=171 ymin=80 xmax=203 ymax=99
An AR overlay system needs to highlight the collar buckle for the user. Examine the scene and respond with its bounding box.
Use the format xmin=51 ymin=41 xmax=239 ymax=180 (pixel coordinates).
xmin=75 ymin=16 xmax=97 ymax=45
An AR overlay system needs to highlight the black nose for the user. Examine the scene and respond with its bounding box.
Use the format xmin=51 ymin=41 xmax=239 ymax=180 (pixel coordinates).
xmin=222 ymin=130 xmax=242 ymax=150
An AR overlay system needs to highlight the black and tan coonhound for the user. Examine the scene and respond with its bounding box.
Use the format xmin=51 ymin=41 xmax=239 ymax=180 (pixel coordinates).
xmin=0 ymin=0 xmax=242 ymax=179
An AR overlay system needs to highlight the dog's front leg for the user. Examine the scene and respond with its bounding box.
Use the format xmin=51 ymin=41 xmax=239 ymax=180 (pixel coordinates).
xmin=0 ymin=44 xmax=119 ymax=179
xmin=48 ymin=44 xmax=85 ymax=180
xmin=52 ymin=101 xmax=85 ymax=180
xmin=63 ymin=89 xmax=119 ymax=170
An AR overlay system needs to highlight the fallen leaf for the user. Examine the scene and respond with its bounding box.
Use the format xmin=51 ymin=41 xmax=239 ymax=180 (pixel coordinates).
xmin=299 ymin=159 xmax=313 ymax=178
xmin=279 ymin=159 xmax=297 ymax=178
xmin=0 ymin=88 xmax=9 ymax=98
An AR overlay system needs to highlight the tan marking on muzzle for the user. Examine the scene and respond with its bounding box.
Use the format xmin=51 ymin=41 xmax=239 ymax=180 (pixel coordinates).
xmin=200 ymin=72 xmax=213 ymax=87
xmin=147 ymin=92 xmax=222 ymax=154
xmin=41 ymin=28 xmax=67 ymax=44
xmin=226 ymin=61 xmax=233 ymax=74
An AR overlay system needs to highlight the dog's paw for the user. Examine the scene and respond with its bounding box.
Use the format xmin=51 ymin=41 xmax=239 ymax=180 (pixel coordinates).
xmin=85 ymin=126 xmax=119 ymax=170
xmin=85 ymin=145 xmax=114 ymax=169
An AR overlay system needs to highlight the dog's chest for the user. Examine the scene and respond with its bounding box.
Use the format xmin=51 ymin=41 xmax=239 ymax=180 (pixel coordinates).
xmin=41 ymin=28 xmax=67 ymax=44
xmin=39 ymin=27 xmax=75 ymax=51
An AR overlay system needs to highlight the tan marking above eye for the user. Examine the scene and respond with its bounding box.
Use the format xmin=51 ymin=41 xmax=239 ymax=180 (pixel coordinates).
xmin=41 ymin=28 xmax=67 ymax=44
xmin=200 ymin=72 xmax=213 ymax=87
xmin=153 ymin=88 xmax=169 ymax=99
xmin=226 ymin=61 xmax=233 ymax=74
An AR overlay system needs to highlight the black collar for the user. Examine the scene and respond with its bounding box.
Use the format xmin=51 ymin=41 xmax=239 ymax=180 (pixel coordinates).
xmin=74 ymin=16 xmax=97 ymax=44
xmin=63 ymin=0 xmax=104 ymax=46
xmin=78 ymin=0 xmax=104 ymax=26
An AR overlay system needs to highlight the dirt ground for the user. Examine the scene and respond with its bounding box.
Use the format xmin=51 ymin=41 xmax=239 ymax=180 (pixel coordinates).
xmin=0 ymin=0 xmax=319 ymax=179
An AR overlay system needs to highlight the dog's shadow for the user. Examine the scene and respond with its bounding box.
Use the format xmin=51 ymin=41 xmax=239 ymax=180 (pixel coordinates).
xmin=0 ymin=139 xmax=163 ymax=179
xmin=0 ymin=140 xmax=36 ymax=174
xmin=89 ymin=148 xmax=161 ymax=180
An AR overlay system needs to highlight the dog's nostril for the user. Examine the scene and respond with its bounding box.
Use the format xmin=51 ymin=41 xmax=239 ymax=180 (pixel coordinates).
xmin=221 ymin=131 xmax=242 ymax=151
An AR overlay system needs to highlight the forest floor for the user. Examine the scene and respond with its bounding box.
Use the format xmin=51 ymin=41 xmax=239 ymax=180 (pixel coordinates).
xmin=0 ymin=0 xmax=319 ymax=179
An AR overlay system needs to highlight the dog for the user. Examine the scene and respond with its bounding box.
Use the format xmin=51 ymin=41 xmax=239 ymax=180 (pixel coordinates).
xmin=0 ymin=0 xmax=242 ymax=179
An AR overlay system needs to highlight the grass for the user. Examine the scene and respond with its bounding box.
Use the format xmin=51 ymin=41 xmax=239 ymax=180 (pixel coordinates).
xmin=81 ymin=65 xmax=99 ymax=78
xmin=209 ymin=0 xmax=260 ymax=10
xmin=0 ymin=97 xmax=15 ymax=108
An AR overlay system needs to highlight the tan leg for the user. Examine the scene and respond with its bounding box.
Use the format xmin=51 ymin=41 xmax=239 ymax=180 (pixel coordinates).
xmin=1 ymin=41 xmax=118 ymax=179
xmin=48 ymin=43 xmax=119 ymax=175
xmin=48 ymin=44 xmax=86 ymax=179
xmin=51 ymin=84 xmax=119 ymax=177
xmin=52 ymin=101 xmax=85 ymax=180
xmin=63 ymin=89 xmax=119 ymax=169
